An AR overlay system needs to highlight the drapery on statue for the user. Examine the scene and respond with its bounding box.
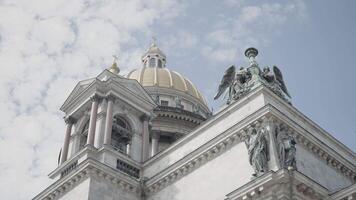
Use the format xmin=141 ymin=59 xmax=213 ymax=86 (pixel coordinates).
xmin=213 ymin=66 xmax=251 ymax=104
xmin=276 ymin=124 xmax=297 ymax=169
xmin=245 ymin=126 xmax=269 ymax=177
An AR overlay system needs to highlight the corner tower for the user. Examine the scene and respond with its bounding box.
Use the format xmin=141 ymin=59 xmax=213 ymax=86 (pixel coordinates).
xmin=33 ymin=59 xmax=157 ymax=200
xmin=127 ymin=39 xmax=211 ymax=156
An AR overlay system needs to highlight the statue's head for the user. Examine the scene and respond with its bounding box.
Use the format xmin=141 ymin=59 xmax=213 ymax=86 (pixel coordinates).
xmin=263 ymin=67 xmax=270 ymax=73
xmin=279 ymin=123 xmax=287 ymax=131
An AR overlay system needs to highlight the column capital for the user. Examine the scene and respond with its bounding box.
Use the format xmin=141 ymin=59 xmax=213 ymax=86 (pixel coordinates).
xmin=90 ymin=94 xmax=103 ymax=102
xmin=64 ymin=116 xmax=76 ymax=124
xmin=140 ymin=114 xmax=151 ymax=122
xmin=151 ymin=131 xmax=160 ymax=139
xmin=106 ymin=94 xmax=116 ymax=102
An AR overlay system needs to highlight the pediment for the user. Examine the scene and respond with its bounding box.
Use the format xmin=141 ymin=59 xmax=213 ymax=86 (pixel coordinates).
xmin=60 ymin=78 xmax=95 ymax=111
xmin=111 ymin=78 xmax=154 ymax=103
xmin=60 ymin=70 xmax=156 ymax=113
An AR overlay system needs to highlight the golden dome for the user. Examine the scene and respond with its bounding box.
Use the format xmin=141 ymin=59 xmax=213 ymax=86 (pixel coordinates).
xmin=126 ymin=67 xmax=208 ymax=106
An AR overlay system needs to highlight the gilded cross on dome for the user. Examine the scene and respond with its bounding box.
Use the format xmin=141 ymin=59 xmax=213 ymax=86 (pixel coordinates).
xmin=113 ymin=55 xmax=119 ymax=63
xmin=151 ymin=36 xmax=157 ymax=47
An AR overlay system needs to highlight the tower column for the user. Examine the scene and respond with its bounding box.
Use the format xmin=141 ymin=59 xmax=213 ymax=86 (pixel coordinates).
xmin=151 ymin=132 xmax=160 ymax=157
xmin=60 ymin=117 xmax=75 ymax=164
xmin=87 ymin=95 xmax=100 ymax=146
xmin=104 ymin=94 xmax=115 ymax=145
xmin=141 ymin=115 xmax=150 ymax=162
xmin=263 ymin=116 xmax=281 ymax=171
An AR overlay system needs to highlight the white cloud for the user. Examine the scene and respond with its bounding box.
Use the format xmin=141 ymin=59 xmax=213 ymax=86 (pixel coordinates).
xmin=202 ymin=46 xmax=237 ymax=63
xmin=163 ymin=30 xmax=198 ymax=52
xmin=224 ymin=0 xmax=245 ymax=7
xmin=0 ymin=0 xmax=185 ymax=199
xmin=0 ymin=0 xmax=308 ymax=199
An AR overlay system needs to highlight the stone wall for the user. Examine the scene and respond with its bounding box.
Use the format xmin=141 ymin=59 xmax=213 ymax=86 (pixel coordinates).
xmin=89 ymin=176 xmax=140 ymax=200
xmin=296 ymin=145 xmax=351 ymax=192
xmin=147 ymin=143 xmax=253 ymax=200
xmin=59 ymin=178 xmax=90 ymax=200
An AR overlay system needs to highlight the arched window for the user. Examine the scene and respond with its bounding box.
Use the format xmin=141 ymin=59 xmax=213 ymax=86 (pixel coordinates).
xmin=149 ymin=58 xmax=155 ymax=67
xmin=79 ymin=120 xmax=89 ymax=149
xmin=111 ymin=115 xmax=132 ymax=154
xmin=157 ymin=59 xmax=162 ymax=68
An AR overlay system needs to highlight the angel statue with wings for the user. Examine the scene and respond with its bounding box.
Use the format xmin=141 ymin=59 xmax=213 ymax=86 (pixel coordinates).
xmin=213 ymin=65 xmax=251 ymax=104
xmin=214 ymin=48 xmax=291 ymax=104
xmin=262 ymin=66 xmax=291 ymax=99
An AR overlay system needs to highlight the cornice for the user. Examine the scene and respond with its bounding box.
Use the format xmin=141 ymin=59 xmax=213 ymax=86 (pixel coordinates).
xmin=267 ymin=106 xmax=356 ymax=182
xmin=331 ymin=183 xmax=356 ymax=199
xmin=154 ymin=108 xmax=205 ymax=124
xmin=144 ymin=86 xmax=210 ymax=112
xmin=225 ymin=169 xmax=330 ymax=200
xmin=33 ymin=158 xmax=141 ymax=200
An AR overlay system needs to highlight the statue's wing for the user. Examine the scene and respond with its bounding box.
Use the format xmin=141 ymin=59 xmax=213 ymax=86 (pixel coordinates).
xmin=273 ymin=66 xmax=291 ymax=98
xmin=214 ymin=65 xmax=236 ymax=100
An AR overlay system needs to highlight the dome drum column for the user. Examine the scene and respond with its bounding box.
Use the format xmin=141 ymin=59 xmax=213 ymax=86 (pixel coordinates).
xmin=151 ymin=132 xmax=160 ymax=157
xmin=141 ymin=114 xmax=151 ymax=162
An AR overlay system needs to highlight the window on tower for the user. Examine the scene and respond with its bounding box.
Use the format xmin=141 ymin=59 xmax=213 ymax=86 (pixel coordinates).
xmin=157 ymin=59 xmax=162 ymax=68
xmin=160 ymin=100 xmax=169 ymax=106
xmin=149 ymin=58 xmax=155 ymax=67
xmin=111 ymin=115 xmax=132 ymax=155
xmin=79 ymin=120 xmax=89 ymax=149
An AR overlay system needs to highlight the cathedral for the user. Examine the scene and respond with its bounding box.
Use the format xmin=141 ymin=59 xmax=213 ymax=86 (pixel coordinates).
xmin=33 ymin=41 xmax=356 ymax=200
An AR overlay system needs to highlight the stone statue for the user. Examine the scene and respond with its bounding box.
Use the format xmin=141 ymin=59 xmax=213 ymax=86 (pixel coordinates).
xmin=175 ymin=96 xmax=182 ymax=108
xmin=276 ymin=124 xmax=297 ymax=169
xmin=246 ymin=126 xmax=269 ymax=176
xmin=262 ymin=66 xmax=291 ymax=98
xmin=233 ymin=67 xmax=251 ymax=98
xmin=214 ymin=48 xmax=292 ymax=105
xmin=214 ymin=66 xmax=251 ymax=104
xmin=153 ymin=94 xmax=160 ymax=104
xmin=193 ymin=104 xmax=199 ymax=113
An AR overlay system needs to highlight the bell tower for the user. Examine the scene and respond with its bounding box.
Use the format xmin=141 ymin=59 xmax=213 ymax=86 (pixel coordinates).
xmin=34 ymin=59 xmax=156 ymax=200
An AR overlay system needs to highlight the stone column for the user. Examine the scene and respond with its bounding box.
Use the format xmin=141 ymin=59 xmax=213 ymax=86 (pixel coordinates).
xmin=151 ymin=132 xmax=160 ymax=157
xmin=60 ymin=117 xmax=75 ymax=164
xmin=263 ymin=116 xmax=281 ymax=171
xmin=141 ymin=114 xmax=150 ymax=162
xmin=103 ymin=95 xmax=115 ymax=146
xmin=87 ymin=95 xmax=100 ymax=146
xmin=126 ymin=143 xmax=131 ymax=156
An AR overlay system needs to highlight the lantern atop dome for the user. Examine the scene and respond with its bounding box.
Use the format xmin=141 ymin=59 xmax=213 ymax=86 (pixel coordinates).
xmin=141 ymin=37 xmax=166 ymax=68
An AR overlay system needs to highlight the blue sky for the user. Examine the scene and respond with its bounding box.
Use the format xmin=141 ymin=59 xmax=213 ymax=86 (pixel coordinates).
xmin=150 ymin=0 xmax=356 ymax=151
xmin=0 ymin=0 xmax=355 ymax=199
